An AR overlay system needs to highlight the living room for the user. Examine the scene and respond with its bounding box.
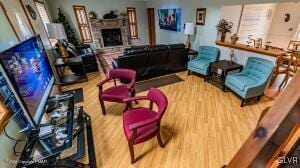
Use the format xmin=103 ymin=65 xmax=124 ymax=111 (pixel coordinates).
xmin=0 ymin=0 xmax=299 ymax=167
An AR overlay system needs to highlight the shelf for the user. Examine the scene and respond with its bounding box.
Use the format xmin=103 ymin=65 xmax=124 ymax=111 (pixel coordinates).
xmin=209 ymin=76 xmax=225 ymax=90
xmin=216 ymin=41 xmax=287 ymax=57
xmin=61 ymin=74 xmax=88 ymax=86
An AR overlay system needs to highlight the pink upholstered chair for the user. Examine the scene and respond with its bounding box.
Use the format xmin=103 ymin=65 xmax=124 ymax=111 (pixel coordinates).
xmin=122 ymin=88 xmax=168 ymax=163
xmin=97 ymin=69 xmax=136 ymax=115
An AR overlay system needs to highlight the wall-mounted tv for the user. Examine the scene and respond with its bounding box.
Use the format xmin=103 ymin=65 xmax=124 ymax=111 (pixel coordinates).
xmin=0 ymin=35 xmax=54 ymax=125
xmin=158 ymin=8 xmax=181 ymax=32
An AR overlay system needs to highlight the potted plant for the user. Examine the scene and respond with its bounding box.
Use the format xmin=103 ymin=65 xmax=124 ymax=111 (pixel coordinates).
xmin=119 ymin=11 xmax=128 ymax=19
xmin=216 ymin=19 xmax=233 ymax=42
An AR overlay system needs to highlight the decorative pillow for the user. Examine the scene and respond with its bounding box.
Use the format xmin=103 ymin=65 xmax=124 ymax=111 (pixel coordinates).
xmin=66 ymin=46 xmax=78 ymax=57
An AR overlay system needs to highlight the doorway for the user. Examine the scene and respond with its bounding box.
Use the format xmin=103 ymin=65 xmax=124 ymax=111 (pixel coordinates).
xmin=147 ymin=8 xmax=156 ymax=45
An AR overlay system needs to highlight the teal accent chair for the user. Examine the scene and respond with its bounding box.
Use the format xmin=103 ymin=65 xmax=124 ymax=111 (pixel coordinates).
xmin=187 ymin=46 xmax=220 ymax=81
xmin=225 ymin=57 xmax=274 ymax=107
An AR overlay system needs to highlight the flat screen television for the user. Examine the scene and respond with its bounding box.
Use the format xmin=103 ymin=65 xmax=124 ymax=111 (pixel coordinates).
xmin=0 ymin=35 xmax=54 ymax=125
xmin=158 ymin=8 xmax=181 ymax=32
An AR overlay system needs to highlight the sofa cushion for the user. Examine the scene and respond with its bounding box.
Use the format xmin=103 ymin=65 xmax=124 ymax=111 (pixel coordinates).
xmin=168 ymin=44 xmax=185 ymax=50
xmin=167 ymin=44 xmax=187 ymax=72
xmin=226 ymin=74 xmax=259 ymax=91
xmin=124 ymin=47 xmax=148 ymax=55
xmin=188 ymin=58 xmax=211 ymax=70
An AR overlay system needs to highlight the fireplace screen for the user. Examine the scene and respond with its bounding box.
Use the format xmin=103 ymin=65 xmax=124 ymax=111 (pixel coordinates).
xmin=101 ymin=28 xmax=123 ymax=47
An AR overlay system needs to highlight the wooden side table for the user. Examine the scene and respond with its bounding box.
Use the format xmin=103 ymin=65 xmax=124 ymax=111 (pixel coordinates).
xmin=54 ymin=57 xmax=88 ymax=86
xmin=208 ymin=60 xmax=243 ymax=91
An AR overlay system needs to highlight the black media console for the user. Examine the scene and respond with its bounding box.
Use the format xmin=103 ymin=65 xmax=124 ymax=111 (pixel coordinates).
xmin=17 ymin=94 xmax=97 ymax=168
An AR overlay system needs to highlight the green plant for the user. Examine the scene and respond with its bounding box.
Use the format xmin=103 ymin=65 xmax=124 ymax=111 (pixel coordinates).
xmin=216 ymin=19 xmax=233 ymax=33
xmin=216 ymin=19 xmax=233 ymax=42
xmin=54 ymin=8 xmax=79 ymax=45
xmin=119 ymin=11 xmax=128 ymax=17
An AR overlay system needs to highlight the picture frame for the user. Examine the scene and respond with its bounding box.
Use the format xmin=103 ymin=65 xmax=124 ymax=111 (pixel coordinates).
xmin=196 ymin=8 xmax=206 ymax=25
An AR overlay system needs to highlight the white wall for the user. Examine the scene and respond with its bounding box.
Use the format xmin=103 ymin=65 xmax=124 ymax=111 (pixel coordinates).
xmin=238 ymin=3 xmax=277 ymax=44
xmin=267 ymin=2 xmax=300 ymax=48
xmin=147 ymin=0 xmax=297 ymax=51
xmin=46 ymin=0 xmax=149 ymax=47
xmin=220 ymin=5 xmax=243 ymax=41
xmin=219 ymin=46 xmax=277 ymax=66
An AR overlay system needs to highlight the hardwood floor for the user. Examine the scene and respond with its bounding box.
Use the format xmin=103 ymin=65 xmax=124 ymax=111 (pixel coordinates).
xmin=63 ymin=71 xmax=275 ymax=168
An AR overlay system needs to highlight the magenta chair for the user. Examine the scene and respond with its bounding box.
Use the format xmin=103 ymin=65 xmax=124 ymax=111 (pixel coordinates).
xmin=122 ymin=88 xmax=168 ymax=163
xmin=97 ymin=69 xmax=136 ymax=115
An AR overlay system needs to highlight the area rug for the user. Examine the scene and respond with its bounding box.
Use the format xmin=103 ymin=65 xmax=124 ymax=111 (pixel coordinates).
xmin=63 ymin=88 xmax=84 ymax=103
xmin=135 ymin=74 xmax=184 ymax=93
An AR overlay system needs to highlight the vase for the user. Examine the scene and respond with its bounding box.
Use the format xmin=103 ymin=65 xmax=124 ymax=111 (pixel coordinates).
xmin=220 ymin=32 xmax=226 ymax=42
xmin=231 ymin=34 xmax=239 ymax=44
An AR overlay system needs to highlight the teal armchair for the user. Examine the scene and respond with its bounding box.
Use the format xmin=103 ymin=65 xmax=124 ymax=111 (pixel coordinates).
xmin=187 ymin=46 xmax=220 ymax=81
xmin=225 ymin=57 xmax=274 ymax=107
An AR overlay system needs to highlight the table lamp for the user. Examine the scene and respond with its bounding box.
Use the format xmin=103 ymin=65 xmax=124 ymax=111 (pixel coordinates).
xmin=184 ymin=23 xmax=195 ymax=49
xmin=46 ymin=23 xmax=69 ymax=59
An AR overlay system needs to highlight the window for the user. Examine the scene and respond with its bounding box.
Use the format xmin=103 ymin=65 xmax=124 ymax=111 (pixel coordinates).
xmin=34 ymin=0 xmax=50 ymax=29
xmin=127 ymin=7 xmax=138 ymax=39
xmin=15 ymin=12 xmax=32 ymax=39
xmin=73 ymin=5 xmax=93 ymax=43
xmin=34 ymin=0 xmax=56 ymax=46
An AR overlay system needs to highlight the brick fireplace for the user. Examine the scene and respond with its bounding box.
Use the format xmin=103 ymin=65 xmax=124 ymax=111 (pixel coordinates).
xmin=90 ymin=18 xmax=130 ymax=49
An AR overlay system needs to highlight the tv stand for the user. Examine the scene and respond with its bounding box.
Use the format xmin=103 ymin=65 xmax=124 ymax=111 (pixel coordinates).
xmin=17 ymin=95 xmax=97 ymax=168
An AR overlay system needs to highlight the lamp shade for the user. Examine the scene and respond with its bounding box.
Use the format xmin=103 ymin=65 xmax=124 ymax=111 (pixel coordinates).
xmin=184 ymin=23 xmax=195 ymax=35
xmin=46 ymin=23 xmax=67 ymax=40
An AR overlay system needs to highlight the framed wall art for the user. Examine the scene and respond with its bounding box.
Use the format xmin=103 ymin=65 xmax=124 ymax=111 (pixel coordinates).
xmin=196 ymin=8 xmax=206 ymax=25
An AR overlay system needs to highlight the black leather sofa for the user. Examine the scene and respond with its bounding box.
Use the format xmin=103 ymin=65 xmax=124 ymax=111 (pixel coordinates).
xmin=112 ymin=44 xmax=188 ymax=80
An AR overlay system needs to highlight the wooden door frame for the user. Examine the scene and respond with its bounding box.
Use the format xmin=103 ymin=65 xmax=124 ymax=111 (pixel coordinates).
xmin=147 ymin=8 xmax=156 ymax=45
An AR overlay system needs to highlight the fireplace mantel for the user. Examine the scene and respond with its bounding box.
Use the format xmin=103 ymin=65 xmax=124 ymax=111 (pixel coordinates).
xmin=90 ymin=18 xmax=130 ymax=49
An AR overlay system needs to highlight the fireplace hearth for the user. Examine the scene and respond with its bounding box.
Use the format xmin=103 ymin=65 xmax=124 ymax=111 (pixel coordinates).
xmin=102 ymin=28 xmax=123 ymax=47
xmin=90 ymin=18 xmax=130 ymax=49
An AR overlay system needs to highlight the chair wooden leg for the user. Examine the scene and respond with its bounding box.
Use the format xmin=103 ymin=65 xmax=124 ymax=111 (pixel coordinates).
xmin=128 ymin=142 xmax=135 ymax=163
xmin=99 ymin=99 xmax=106 ymax=115
xmin=149 ymin=101 xmax=153 ymax=110
xmin=157 ymin=131 xmax=165 ymax=148
xmin=257 ymin=95 xmax=262 ymax=101
xmin=187 ymin=70 xmax=191 ymax=76
xmin=241 ymin=99 xmax=245 ymax=107
xmin=279 ymin=74 xmax=289 ymax=90
xmin=131 ymin=89 xmax=138 ymax=104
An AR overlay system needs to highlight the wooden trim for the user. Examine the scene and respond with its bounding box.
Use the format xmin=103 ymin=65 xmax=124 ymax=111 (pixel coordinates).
xmin=0 ymin=2 xmax=20 ymax=41
xmin=216 ymin=41 xmax=286 ymax=57
xmin=266 ymin=124 xmax=300 ymax=168
xmin=33 ymin=0 xmax=51 ymax=35
xmin=127 ymin=7 xmax=139 ymax=39
xmin=147 ymin=8 xmax=156 ymax=45
xmin=236 ymin=5 xmax=244 ymax=33
xmin=227 ymin=72 xmax=300 ymax=167
xmin=34 ymin=0 xmax=51 ymax=24
xmin=19 ymin=0 xmax=36 ymax=34
xmin=73 ymin=5 xmax=93 ymax=43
